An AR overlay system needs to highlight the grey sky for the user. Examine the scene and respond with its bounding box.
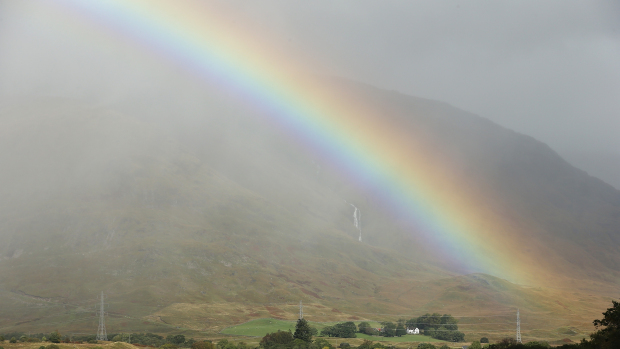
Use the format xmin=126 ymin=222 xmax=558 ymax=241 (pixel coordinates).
xmin=233 ymin=0 xmax=620 ymax=187
xmin=1 ymin=0 xmax=619 ymax=185
xmin=232 ymin=1 xmax=620 ymax=152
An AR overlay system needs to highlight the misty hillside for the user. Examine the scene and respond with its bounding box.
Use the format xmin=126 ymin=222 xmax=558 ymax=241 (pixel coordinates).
xmin=322 ymin=80 xmax=620 ymax=277
xmin=0 ymin=79 xmax=618 ymax=335
xmin=562 ymin=150 xmax=620 ymax=190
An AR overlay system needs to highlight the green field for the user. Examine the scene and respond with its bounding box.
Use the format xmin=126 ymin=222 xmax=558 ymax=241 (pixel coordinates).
xmin=221 ymin=319 xmax=311 ymax=337
xmin=221 ymin=318 xmax=440 ymax=343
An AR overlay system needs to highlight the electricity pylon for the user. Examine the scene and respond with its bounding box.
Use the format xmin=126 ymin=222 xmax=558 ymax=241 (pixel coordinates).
xmin=96 ymin=291 xmax=108 ymax=341
xmin=516 ymin=308 xmax=522 ymax=343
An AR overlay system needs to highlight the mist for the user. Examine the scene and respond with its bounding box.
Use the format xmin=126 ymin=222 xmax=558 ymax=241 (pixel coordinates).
xmin=1 ymin=0 xmax=619 ymax=339
xmin=2 ymin=1 xmax=619 ymax=187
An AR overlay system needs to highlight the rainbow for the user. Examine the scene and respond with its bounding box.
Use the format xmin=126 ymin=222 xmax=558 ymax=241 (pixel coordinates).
xmin=50 ymin=0 xmax=542 ymax=284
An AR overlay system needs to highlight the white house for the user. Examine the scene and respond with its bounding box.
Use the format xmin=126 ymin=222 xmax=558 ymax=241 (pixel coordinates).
xmin=406 ymin=328 xmax=420 ymax=335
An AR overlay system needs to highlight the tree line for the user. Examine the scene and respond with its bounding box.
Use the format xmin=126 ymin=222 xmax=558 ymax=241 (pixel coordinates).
xmin=320 ymin=322 xmax=357 ymax=338
xmin=5 ymin=299 xmax=618 ymax=349
xmin=259 ymin=319 xmax=453 ymax=349
xmin=357 ymin=313 xmax=463 ymax=341
xmin=0 ymin=331 xmax=202 ymax=348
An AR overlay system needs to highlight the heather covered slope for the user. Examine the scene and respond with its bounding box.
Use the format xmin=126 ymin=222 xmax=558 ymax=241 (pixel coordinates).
xmin=320 ymin=79 xmax=620 ymax=284
xmin=0 ymin=97 xmax=452 ymax=332
xmin=0 ymin=79 xmax=618 ymax=336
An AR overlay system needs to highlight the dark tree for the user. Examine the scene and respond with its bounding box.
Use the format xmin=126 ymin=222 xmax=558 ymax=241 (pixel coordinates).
xmin=167 ymin=335 xmax=186 ymax=345
xmin=589 ymin=299 xmax=620 ymax=348
xmin=338 ymin=322 xmax=357 ymax=338
xmin=428 ymin=313 xmax=442 ymax=328
xmin=313 ymin=338 xmax=333 ymax=349
xmin=395 ymin=324 xmax=406 ymax=337
xmin=321 ymin=322 xmax=356 ymax=338
xmin=380 ymin=322 xmax=396 ymax=337
xmin=260 ymin=331 xmax=294 ymax=349
xmin=480 ymin=337 xmax=489 ymax=343
xmin=294 ymin=319 xmax=313 ymax=342
xmin=440 ymin=314 xmax=458 ymax=331
xmin=469 ymin=341 xmax=481 ymax=349
xmin=415 ymin=314 xmax=430 ymax=330
xmin=48 ymin=332 xmax=61 ymax=344
xmin=594 ymin=300 xmax=620 ymax=331
xmin=408 ymin=313 xmax=461 ymax=341
xmin=216 ymin=339 xmax=236 ymax=349
xmin=310 ymin=327 xmax=318 ymax=336
xmin=357 ymin=321 xmax=372 ymax=333
xmin=412 ymin=313 xmax=441 ymax=331
xmin=321 ymin=326 xmax=335 ymax=337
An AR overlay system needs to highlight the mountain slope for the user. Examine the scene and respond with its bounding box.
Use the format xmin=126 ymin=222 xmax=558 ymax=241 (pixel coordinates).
xmin=0 ymin=97 xmax=452 ymax=333
xmin=0 ymin=78 xmax=618 ymax=338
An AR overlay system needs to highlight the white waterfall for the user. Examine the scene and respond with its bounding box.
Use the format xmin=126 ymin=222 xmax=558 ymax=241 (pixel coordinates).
xmin=350 ymin=204 xmax=362 ymax=242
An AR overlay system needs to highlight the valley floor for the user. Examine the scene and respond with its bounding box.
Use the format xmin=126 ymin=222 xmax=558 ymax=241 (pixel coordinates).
xmin=219 ymin=318 xmax=586 ymax=346
xmin=0 ymin=341 xmax=474 ymax=349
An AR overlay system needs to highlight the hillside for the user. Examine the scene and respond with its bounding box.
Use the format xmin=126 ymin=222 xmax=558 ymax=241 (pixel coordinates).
xmin=0 ymin=79 xmax=618 ymax=339
xmin=561 ymin=150 xmax=620 ymax=190
xmin=0 ymin=97 xmax=452 ymax=333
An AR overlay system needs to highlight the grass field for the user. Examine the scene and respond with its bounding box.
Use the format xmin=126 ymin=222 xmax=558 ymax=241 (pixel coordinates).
xmin=221 ymin=319 xmax=310 ymax=336
xmin=221 ymin=318 xmax=440 ymax=343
